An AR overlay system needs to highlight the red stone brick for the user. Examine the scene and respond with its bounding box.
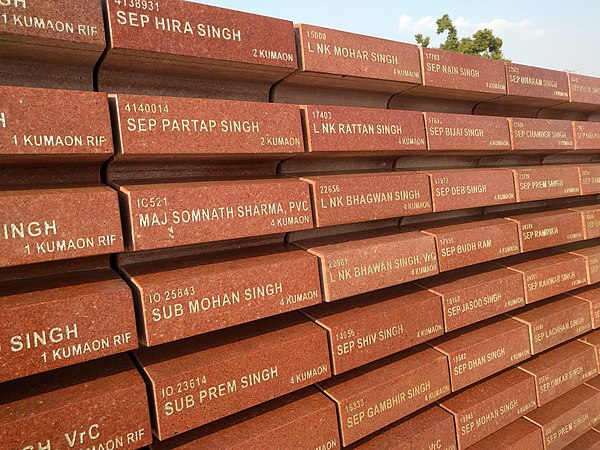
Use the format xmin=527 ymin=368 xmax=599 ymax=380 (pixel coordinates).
xmin=303 ymin=105 xmax=426 ymax=153
xmin=349 ymin=405 xmax=456 ymax=450
xmin=577 ymin=164 xmax=600 ymax=194
xmin=510 ymin=295 xmax=593 ymax=354
xmin=573 ymin=123 xmax=600 ymax=151
xmin=422 ymin=167 xmax=515 ymax=212
xmin=0 ymin=270 xmax=137 ymax=383
xmin=563 ymin=429 xmax=600 ymax=450
xmin=295 ymin=228 xmax=438 ymax=301
xmin=572 ymin=285 xmax=600 ymax=328
xmin=506 ymin=63 xmax=569 ymax=103
xmin=302 ymin=171 xmax=432 ymax=227
xmin=149 ymin=387 xmax=339 ymax=450
xmin=467 ymin=418 xmax=543 ymax=450
xmin=0 ymin=354 xmax=152 ymax=449
xmin=506 ymin=209 xmax=584 ymax=252
xmin=525 ymin=384 xmax=600 ymax=450
xmin=579 ymin=331 xmax=600 ymax=372
xmin=102 ymin=0 xmax=296 ymax=76
xmin=304 ymin=284 xmax=443 ymax=374
xmin=425 ymin=112 xmax=510 ymax=151
xmin=294 ymin=24 xmax=421 ymax=85
xmin=120 ymin=178 xmax=313 ymax=251
xmin=511 ymin=165 xmax=581 ymax=202
xmin=519 ymin=340 xmax=598 ymax=406
xmin=569 ymin=74 xmax=600 ymax=106
xmin=431 ymin=317 xmax=531 ymax=391
xmin=319 ymin=345 xmax=451 ymax=446
xmin=417 ymin=263 xmax=526 ymax=331
xmin=122 ymin=245 xmax=322 ymax=346
xmin=559 ymin=241 xmax=600 ymax=285
xmin=134 ymin=313 xmax=331 ymax=440
xmin=0 ymin=187 xmax=124 ymax=267
xmin=0 ymin=0 xmax=105 ymax=89
xmin=509 ymin=118 xmax=574 ymax=151
xmin=0 ymin=0 xmax=104 ymax=47
xmin=415 ymin=217 xmax=520 ymax=272
xmin=0 ymin=86 xmax=113 ymax=162
xmin=587 ymin=375 xmax=600 ymax=391
xmin=439 ymin=368 xmax=537 ymax=449
xmin=419 ymin=48 xmax=507 ymax=97
xmin=568 ymin=204 xmax=600 ymax=239
xmin=494 ymin=250 xmax=588 ymax=303
xmin=111 ymin=94 xmax=304 ymax=159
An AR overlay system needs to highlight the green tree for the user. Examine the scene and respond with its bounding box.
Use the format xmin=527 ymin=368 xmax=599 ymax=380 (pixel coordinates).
xmin=436 ymin=14 xmax=459 ymax=52
xmin=415 ymin=14 xmax=509 ymax=61
xmin=414 ymin=33 xmax=430 ymax=48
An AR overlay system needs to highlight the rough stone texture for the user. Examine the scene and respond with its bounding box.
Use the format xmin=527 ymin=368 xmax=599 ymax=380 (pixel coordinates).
xmin=509 ymin=118 xmax=574 ymax=151
xmin=439 ymin=368 xmax=537 ymax=449
xmin=417 ymin=263 xmax=526 ymax=331
xmin=568 ymin=204 xmax=600 ymax=239
xmin=519 ymin=340 xmax=598 ymax=406
xmin=505 ymin=63 xmax=569 ymax=104
xmin=100 ymin=0 xmax=297 ymax=98
xmin=415 ymin=217 xmax=520 ymax=272
xmin=421 ymin=168 xmax=515 ymax=212
xmin=272 ymin=25 xmax=421 ymax=106
xmin=511 ymin=165 xmax=581 ymax=202
xmin=301 ymin=171 xmax=432 ymax=227
xmin=0 ymin=270 xmax=137 ymax=383
xmin=134 ymin=313 xmax=331 ymax=440
xmin=292 ymin=24 xmax=421 ymax=84
xmin=302 ymin=105 xmax=426 ymax=153
xmin=571 ymin=285 xmax=600 ymax=328
xmin=295 ymin=228 xmax=438 ymax=301
xmin=0 ymin=0 xmax=105 ymax=90
xmin=0 ymin=186 xmax=124 ymax=267
xmin=122 ymin=245 xmax=322 ymax=346
xmin=119 ymin=178 xmax=313 ymax=251
xmin=494 ymin=250 xmax=588 ymax=303
xmin=525 ymin=384 xmax=600 ymax=450
xmin=577 ymin=164 xmax=600 ymax=195
xmin=579 ymin=331 xmax=600 ymax=372
xmin=505 ymin=209 xmax=584 ymax=253
xmin=562 ymin=429 xmax=600 ymax=450
xmin=318 ymin=345 xmax=451 ymax=446
xmin=304 ymin=284 xmax=443 ymax=374
xmin=111 ymin=94 xmax=304 ymax=159
xmin=0 ymin=0 xmax=104 ymax=46
xmin=573 ymin=122 xmax=600 ymax=151
xmin=349 ymin=405 xmax=457 ymax=450
xmin=417 ymin=47 xmax=506 ymax=96
xmin=510 ymin=295 xmax=593 ymax=354
xmin=149 ymin=387 xmax=340 ymax=450
xmin=559 ymin=242 xmax=600 ymax=285
xmin=588 ymin=375 xmax=600 ymax=391
xmin=431 ymin=316 xmax=531 ymax=391
xmin=0 ymin=354 xmax=152 ymax=449
xmin=569 ymin=73 xmax=600 ymax=107
xmin=467 ymin=418 xmax=544 ymax=450
xmin=425 ymin=112 xmax=510 ymax=152
xmin=0 ymin=86 xmax=113 ymax=162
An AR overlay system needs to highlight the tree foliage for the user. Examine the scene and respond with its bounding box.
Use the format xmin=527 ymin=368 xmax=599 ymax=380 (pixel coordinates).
xmin=415 ymin=14 xmax=508 ymax=61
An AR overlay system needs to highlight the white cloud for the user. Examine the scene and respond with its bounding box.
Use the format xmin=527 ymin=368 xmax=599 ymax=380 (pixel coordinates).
xmin=454 ymin=16 xmax=471 ymax=29
xmin=414 ymin=16 xmax=437 ymax=31
xmin=477 ymin=19 xmax=546 ymax=38
xmin=398 ymin=14 xmax=436 ymax=33
xmin=398 ymin=14 xmax=546 ymax=39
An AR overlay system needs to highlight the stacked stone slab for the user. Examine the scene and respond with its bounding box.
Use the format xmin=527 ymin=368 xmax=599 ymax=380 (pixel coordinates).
xmin=1 ymin=1 xmax=600 ymax=449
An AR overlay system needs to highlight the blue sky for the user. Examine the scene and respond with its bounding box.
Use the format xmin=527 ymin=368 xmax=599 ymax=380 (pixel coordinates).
xmin=196 ymin=0 xmax=600 ymax=77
